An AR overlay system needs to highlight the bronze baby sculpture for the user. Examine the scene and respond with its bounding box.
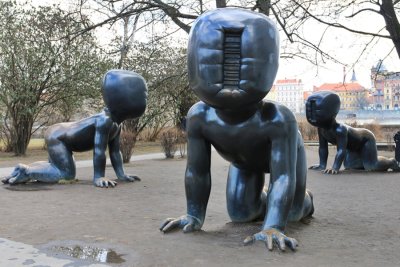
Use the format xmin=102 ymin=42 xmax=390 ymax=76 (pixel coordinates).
xmin=2 ymin=70 xmax=147 ymax=187
xmin=306 ymin=91 xmax=400 ymax=174
xmin=160 ymin=8 xmax=314 ymax=252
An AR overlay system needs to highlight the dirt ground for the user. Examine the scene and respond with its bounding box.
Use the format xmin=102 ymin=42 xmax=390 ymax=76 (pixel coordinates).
xmin=0 ymin=147 xmax=399 ymax=267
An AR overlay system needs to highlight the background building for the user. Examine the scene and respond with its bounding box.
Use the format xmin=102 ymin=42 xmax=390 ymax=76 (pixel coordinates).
xmin=267 ymin=79 xmax=304 ymax=113
xmin=371 ymin=60 xmax=400 ymax=110
xmin=314 ymin=81 xmax=368 ymax=111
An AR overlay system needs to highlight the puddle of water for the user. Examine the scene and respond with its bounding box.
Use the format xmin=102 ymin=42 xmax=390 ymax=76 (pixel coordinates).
xmin=53 ymin=245 xmax=125 ymax=264
xmin=4 ymin=185 xmax=52 ymax=191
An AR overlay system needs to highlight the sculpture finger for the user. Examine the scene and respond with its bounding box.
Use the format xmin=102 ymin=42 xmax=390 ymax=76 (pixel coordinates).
xmin=183 ymin=223 xmax=195 ymax=233
xmin=132 ymin=175 xmax=141 ymax=181
xmin=122 ymin=176 xmax=134 ymax=182
xmin=277 ymin=236 xmax=286 ymax=251
xmin=161 ymin=219 xmax=181 ymax=233
xmin=159 ymin=218 xmax=175 ymax=231
xmin=285 ymin=237 xmax=298 ymax=251
xmin=265 ymin=234 xmax=273 ymax=251
xmin=95 ymin=180 xmax=104 ymax=187
xmin=243 ymin=235 xmax=255 ymax=246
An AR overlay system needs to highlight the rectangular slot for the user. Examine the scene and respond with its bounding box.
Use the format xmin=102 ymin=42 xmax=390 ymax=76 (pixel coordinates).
xmin=223 ymin=30 xmax=243 ymax=88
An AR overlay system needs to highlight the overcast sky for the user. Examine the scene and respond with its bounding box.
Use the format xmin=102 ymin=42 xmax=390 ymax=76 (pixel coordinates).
xmin=25 ymin=0 xmax=399 ymax=90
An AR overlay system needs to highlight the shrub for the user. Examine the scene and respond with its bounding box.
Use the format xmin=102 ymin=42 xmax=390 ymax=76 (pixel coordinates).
xmin=160 ymin=129 xmax=178 ymax=159
xmin=363 ymin=123 xmax=383 ymax=141
xmin=119 ymin=130 xmax=138 ymax=163
xmin=297 ymin=119 xmax=318 ymax=141
xmin=176 ymin=129 xmax=187 ymax=158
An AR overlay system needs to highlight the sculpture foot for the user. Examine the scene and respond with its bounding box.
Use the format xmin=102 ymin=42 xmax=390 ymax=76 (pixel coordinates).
xmin=2 ymin=164 xmax=30 ymax=185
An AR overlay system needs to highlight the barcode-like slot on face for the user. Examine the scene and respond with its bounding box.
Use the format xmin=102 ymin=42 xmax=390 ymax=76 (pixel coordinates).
xmin=223 ymin=30 xmax=242 ymax=88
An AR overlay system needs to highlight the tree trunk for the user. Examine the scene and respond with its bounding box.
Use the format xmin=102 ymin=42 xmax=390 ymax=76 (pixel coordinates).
xmin=216 ymin=0 xmax=226 ymax=8
xmin=380 ymin=0 xmax=400 ymax=58
xmin=12 ymin=117 xmax=33 ymax=156
xmin=257 ymin=0 xmax=271 ymax=16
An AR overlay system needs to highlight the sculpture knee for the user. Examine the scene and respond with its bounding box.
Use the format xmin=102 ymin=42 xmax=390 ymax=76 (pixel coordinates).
xmin=227 ymin=193 xmax=264 ymax=223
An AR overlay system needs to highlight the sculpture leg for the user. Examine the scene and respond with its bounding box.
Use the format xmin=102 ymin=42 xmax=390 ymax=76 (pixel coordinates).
xmin=344 ymin=150 xmax=364 ymax=170
xmin=5 ymin=139 xmax=76 ymax=184
xmin=226 ymin=165 xmax=266 ymax=223
xmin=362 ymin=140 xmax=399 ymax=171
xmin=288 ymin=136 xmax=314 ymax=222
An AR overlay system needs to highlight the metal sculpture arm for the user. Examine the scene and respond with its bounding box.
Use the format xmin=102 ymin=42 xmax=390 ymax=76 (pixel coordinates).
xmin=160 ymin=118 xmax=212 ymax=233
xmin=93 ymin=116 xmax=116 ymax=187
xmin=309 ymin=128 xmax=328 ymax=170
xmin=325 ymin=125 xmax=348 ymax=174
xmin=108 ymin=130 xmax=140 ymax=182
xmin=244 ymin=122 xmax=299 ymax=251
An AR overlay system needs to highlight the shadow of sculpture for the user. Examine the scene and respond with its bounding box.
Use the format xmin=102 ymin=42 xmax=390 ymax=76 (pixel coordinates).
xmin=160 ymin=8 xmax=314 ymax=252
xmin=306 ymin=91 xmax=400 ymax=174
xmin=2 ymin=70 xmax=147 ymax=188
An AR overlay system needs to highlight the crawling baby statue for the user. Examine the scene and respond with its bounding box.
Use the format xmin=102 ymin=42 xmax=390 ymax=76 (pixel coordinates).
xmin=160 ymin=8 xmax=314 ymax=252
xmin=2 ymin=70 xmax=147 ymax=187
xmin=306 ymin=91 xmax=400 ymax=174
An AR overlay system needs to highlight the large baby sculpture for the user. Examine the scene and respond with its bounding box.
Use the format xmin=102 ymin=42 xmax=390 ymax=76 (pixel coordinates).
xmin=160 ymin=8 xmax=314 ymax=252
xmin=2 ymin=70 xmax=147 ymax=188
xmin=306 ymin=91 xmax=400 ymax=174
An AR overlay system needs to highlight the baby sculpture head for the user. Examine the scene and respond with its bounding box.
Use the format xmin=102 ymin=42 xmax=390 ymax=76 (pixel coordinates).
xmin=306 ymin=91 xmax=341 ymax=128
xmin=188 ymin=8 xmax=279 ymax=110
xmin=102 ymin=69 xmax=148 ymax=124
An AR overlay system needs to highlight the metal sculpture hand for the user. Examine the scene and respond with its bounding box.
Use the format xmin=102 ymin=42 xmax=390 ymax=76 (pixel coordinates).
xmin=243 ymin=228 xmax=298 ymax=251
xmin=160 ymin=215 xmax=202 ymax=233
xmin=94 ymin=177 xmax=117 ymax=188
xmin=118 ymin=174 xmax=141 ymax=182
xmin=308 ymin=164 xmax=326 ymax=171
xmin=323 ymin=168 xmax=339 ymax=174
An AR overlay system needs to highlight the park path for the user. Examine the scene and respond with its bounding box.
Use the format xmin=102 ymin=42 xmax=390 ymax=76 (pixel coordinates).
xmin=0 ymin=152 xmax=166 ymax=177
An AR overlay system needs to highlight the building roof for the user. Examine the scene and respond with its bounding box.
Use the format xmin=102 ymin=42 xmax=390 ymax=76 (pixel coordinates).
xmin=303 ymin=91 xmax=312 ymax=101
xmin=315 ymin=82 xmax=365 ymax=92
xmin=275 ymin=79 xmax=302 ymax=84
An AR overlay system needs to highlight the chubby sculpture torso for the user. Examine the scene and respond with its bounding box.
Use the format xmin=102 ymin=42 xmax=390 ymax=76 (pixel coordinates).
xmin=319 ymin=126 xmax=374 ymax=151
xmin=46 ymin=113 xmax=120 ymax=153
xmin=192 ymin=101 xmax=299 ymax=172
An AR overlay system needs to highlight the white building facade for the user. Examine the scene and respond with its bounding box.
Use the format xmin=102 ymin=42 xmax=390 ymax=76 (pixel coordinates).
xmin=274 ymin=79 xmax=304 ymax=113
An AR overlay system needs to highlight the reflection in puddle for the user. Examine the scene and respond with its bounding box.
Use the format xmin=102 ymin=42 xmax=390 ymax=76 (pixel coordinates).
xmin=53 ymin=245 xmax=125 ymax=264
xmin=4 ymin=185 xmax=52 ymax=191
